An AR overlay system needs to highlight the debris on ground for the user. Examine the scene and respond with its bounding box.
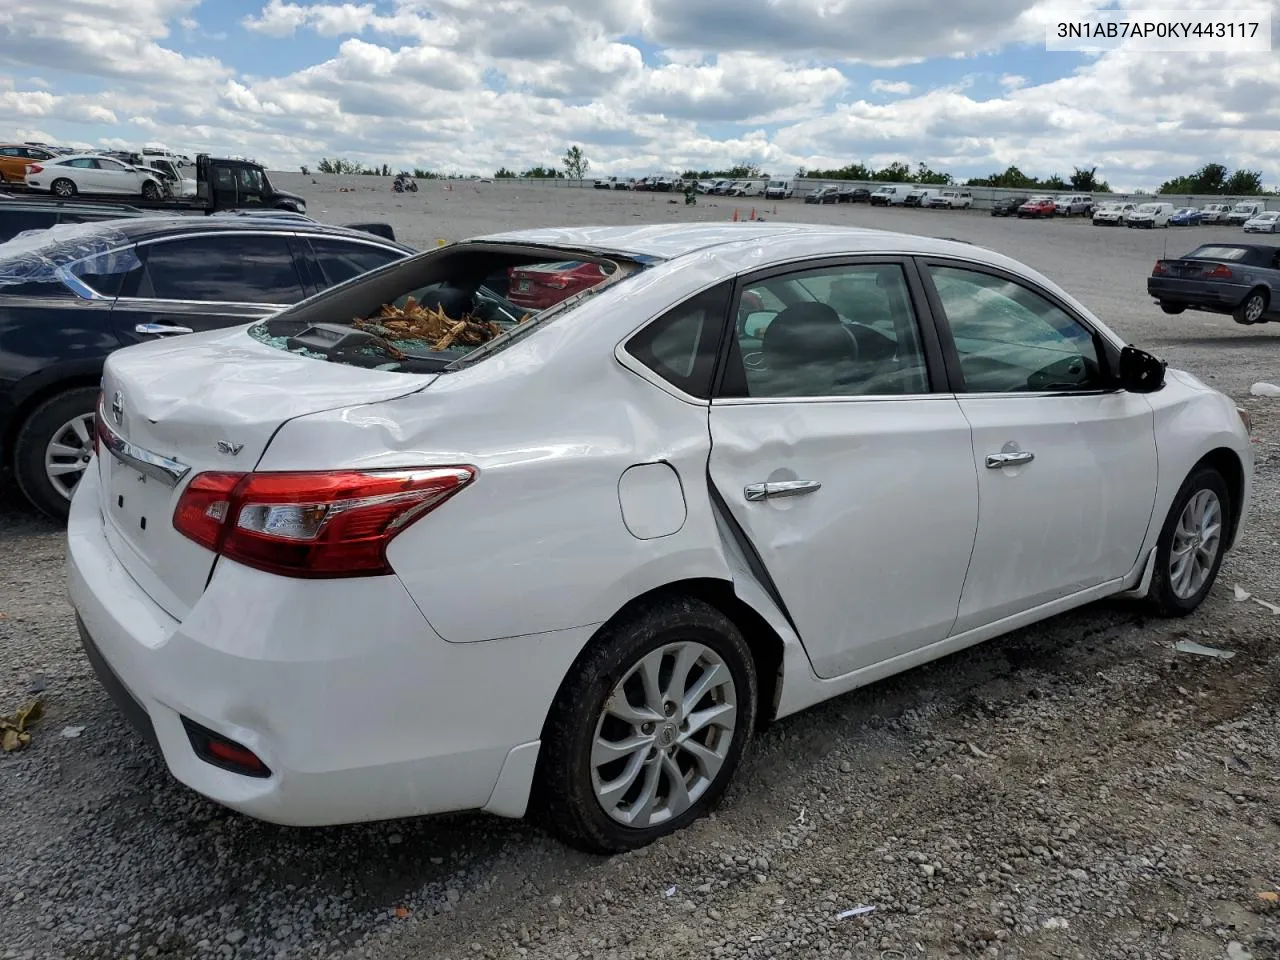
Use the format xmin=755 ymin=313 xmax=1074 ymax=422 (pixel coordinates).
xmin=60 ymin=725 xmax=84 ymax=739
xmin=1251 ymin=596 xmax=1280 ymax=615
xmin=1174 ymin=640 xmax=1236 ymax=659
xmin=837 ymin=905 xmax=876 ymax=919
xmin=1234 ymin=584 xmax=1252 ymax=601
xmin=1 ymin=697 xmax=43 ymax=752
xmin=1250 ymin=382 xmax=1280 ymax=397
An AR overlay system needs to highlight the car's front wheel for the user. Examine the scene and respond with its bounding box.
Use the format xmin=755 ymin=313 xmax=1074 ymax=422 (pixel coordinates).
xmin=1148 ymin=465 xmax=1232 ymax=616
xmin=13 ymin=387 xmax=99 ymax=520
xmin=533 ymin=596 xmax=758 ymax=854
xmin=1233 ymin=289 xmax=1268 ymax=325
xmin=1160 ymin=302 xmax=1186 ymax=315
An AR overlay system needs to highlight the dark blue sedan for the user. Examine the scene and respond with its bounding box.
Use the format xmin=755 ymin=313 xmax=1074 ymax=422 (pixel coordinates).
xmin=1169 ymin=207 xmax=1203 ymax=226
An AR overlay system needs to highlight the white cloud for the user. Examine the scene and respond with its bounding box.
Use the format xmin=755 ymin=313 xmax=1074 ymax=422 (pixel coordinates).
xmin=870 ymin=79 xmax=913 ymax=96
xmin=4 ymin=0 xmax=1280 ymax=190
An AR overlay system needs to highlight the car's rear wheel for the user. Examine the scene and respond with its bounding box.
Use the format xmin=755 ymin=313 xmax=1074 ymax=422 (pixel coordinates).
xmin=1160 ymin=302 xmax=1186 ymax=315
xmin=533 ymin=596 xmax=757 ymax=854
xmin=13 ymin=387 xmax=99 ymax=520
xmin=51 ymin=178 xmax=76 ymax=198
xmin=1234 ymin=289 xmax=1268 ymax=325
xmin=1148 ymin=465 xmax=1230 ymax=616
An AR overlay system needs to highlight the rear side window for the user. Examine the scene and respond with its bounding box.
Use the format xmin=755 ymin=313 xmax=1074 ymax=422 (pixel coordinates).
xmin=139 ymin=234 xmax=305 ymax=304
xmin=308 ymin=237 xmax=405 ymax=288
xmin=624 ymin=282 xmax=730 ymax=399
xmin=68 ymin=247 xmax=143 ymax=298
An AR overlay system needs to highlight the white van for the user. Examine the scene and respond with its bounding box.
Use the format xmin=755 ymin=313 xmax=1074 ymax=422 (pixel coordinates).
xmin=870 ymin=185 xmax=910 ymax=206
xmin=764 ymin=179 xmax=794 ymax=199
xmin=1226 ymin=200 xmax=1267 ymax=225
xmin=1124 ymin=202 xmax=1174 ymax=228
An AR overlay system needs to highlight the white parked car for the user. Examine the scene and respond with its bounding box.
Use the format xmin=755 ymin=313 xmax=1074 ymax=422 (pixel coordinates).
xmin=1242 ymin=210 xmax=1280 ymax=233
xmin=24 ymin=153 xmax=166 ymax=199
xmin=1092 ymin=202 xmax=1136 ymax=225
xmin=69 ymin=223 xmax=1253 ymax=854
xmin=729 ymin=180 xmax=763 ymax=197
xmin=764 ymin=179 xmax=794 ymax=199
xmin=1125 ymin=202 xmax=1174 ymax=228
xmin=1198 ymin=203 xmax=1233 ymax=224
xmin=926 ymin=190 xmax=973 ymax=209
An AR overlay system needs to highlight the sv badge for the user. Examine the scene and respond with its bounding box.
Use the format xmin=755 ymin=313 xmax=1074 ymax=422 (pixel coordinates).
xmin=215 ymin=440 xmax=244 ymax=456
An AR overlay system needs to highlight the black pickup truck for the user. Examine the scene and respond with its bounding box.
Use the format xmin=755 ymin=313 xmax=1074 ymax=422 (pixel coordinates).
xmin=11 ymin=153 xmax=306 ymax=215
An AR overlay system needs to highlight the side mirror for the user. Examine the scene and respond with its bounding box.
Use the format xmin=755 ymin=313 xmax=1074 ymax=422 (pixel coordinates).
xmin=1118 ymin=345 xmax=1166 ymax=393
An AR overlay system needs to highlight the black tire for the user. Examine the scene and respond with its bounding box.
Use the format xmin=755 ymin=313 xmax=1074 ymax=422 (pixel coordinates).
xmin=1147 ymin=465 xmax=1231 ymax=617
xmin=13 ymin=387 xmax=99 ymax=521
xmin=141 ymin=180 xmax=160 ymax=200
xmin=1160 ymin=302 xmax=1186 ymax=315
xmin=1233 ymin=289 xmax=1268 ymax=325
xmin=532 ymin=595 xmax=758 ymax=854
xmin=51 ymin=178 xmax=76 ymax=198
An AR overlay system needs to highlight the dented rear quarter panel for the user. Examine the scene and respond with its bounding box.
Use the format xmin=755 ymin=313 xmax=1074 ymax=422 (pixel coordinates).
xmin=255 ymin=251 xmax=742 ymax=645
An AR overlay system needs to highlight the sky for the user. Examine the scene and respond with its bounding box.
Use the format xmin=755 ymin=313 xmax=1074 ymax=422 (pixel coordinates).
xmin=0 ymin=0 xmax=1277 ymax=190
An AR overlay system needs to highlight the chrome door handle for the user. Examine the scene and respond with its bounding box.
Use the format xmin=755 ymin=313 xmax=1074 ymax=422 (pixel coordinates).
xmin=135 ymin=323 xmax=194 ymax=335
xmin=744 ymin=480 xmax=822 ymax=501
xmin=986 ymin=450 xmax=1035 ymax=468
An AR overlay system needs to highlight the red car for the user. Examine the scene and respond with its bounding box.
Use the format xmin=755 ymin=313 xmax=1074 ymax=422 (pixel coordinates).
xmin=507 ymin=260 xmax=613 ymax=310
xmin=1016 ymin=197 xmax=1056 ymax=219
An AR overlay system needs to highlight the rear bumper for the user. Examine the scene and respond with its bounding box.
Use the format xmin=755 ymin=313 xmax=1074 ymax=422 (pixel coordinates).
xmin=1147 ymin=277 xmax=1249 ymax=309
xmin=67 ymin=464 xmax=589 ymax=827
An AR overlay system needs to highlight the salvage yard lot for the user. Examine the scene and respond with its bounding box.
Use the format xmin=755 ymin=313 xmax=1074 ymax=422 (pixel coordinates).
xmin=2 ymin=181 xmax=1278 ymax=960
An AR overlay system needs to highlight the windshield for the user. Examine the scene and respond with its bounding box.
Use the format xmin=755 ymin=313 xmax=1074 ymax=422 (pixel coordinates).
xmin=1232 ymin=203 xmax=1256 ymax=212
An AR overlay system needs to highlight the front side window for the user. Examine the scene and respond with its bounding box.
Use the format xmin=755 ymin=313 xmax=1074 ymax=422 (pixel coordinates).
xmin=727 ymin=263 xmax=930 ymax=398
xmin=926 ymin=264 xmax=1103 ymax=393
xmin=139 ymin=234 xmax=304 ymax=304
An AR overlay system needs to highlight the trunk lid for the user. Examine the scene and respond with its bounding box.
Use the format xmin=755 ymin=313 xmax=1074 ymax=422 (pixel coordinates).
xmin=95 ymin=325 xmax=433 ymax=619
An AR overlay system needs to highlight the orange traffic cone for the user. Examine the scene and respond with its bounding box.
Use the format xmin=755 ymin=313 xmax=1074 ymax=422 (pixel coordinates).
xmin=732 ymin=208 xmax=739 ymax=221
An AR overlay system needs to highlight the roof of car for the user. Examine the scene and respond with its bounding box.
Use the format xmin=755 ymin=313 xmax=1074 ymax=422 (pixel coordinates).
xmin=1 ymin=214 xmax=413 ymax=250
xmin=470 ymin=222 xmax=1008 ymax=267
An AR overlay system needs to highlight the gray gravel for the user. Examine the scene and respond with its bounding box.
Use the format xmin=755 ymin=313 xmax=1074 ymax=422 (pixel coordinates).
xmin=2 ymin=188 xmax=1279 ymax=960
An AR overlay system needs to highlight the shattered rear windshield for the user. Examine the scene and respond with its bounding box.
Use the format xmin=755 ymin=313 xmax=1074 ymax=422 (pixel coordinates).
xmin=247 ymin=247 xmax=636 ymax=373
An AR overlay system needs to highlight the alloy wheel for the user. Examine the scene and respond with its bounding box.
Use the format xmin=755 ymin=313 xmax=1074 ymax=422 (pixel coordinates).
xmin=1169 ymin=488 xmax=1222 ymax=600
xmin=591 ymin=641 xmax=737 ymax=828
xmin=1244 ymin=294 xmax=1266 ymax=323
xmin=44 ymin=413 xmax=96 ymax=501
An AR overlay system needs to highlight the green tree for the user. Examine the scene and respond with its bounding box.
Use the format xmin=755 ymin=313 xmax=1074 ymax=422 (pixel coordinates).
xmin=522 ymin=164 xmax=563 ymax=179
xmin=563 ymin=145 xmax=590 ymax=182
xmin=1225 ymin=168 xmax=1264 ymax=194
xmin=316 ymin=157 xmax=364 ymax=175
xmin=494 ymin=167 xmax=517 ymax=178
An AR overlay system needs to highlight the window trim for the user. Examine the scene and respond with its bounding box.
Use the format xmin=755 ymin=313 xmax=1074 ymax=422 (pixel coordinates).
xmin=915 ymin=256 xmax=1123 ymax=398
xmin=709 ymin=254 xmax=951 ymax=404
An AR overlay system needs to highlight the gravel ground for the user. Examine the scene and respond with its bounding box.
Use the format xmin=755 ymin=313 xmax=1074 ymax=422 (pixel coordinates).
xmin=2 ymin=183 xmax=1279 ymax=960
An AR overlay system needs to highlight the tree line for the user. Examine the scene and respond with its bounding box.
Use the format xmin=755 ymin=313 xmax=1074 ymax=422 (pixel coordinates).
xmin=309 ymin=151 xmax=1271 ymax=196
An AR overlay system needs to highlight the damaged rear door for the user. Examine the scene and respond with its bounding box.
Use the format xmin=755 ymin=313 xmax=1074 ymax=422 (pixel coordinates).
xmin=707 ymin=257 xmax=979 ymax=679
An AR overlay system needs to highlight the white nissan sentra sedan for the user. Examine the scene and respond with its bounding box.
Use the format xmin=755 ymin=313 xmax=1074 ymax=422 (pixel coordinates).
xmin=68 ymin=223 xmax=1253 ymax=853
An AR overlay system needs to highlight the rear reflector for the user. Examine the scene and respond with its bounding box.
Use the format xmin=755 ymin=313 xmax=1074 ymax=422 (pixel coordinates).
xmin=173 ymin=467 xmax=475 ymax=578
xmin=181 ymin=716 xmax=271 ymax=777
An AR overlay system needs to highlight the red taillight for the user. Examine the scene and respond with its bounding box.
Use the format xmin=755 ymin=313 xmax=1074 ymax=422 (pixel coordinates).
xmin=1206 ymin=264 xmax=1233 ymax=279
xmin=25 ymin=163 xmax=42 ymax=175
xmin=1152 ymin=261 xmax=1167 ymax=275
xmin=173 ymin=467 xmax=475 ymax=578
